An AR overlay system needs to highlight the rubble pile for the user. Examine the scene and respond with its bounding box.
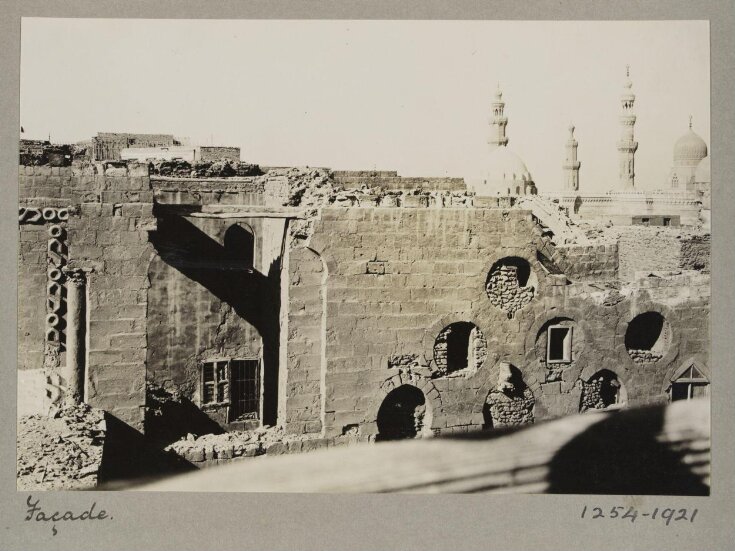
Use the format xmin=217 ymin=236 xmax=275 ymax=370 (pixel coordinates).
xmin=165 ymin=425 xmax=339 ymax=464
xmin=17 ymin=403 xmax=106 ymax=491
xmin=485 ymin=388 xmax=535 ymax=427
xmin=149 ymin=159 xmax=263 ymax=178
xmin=486 ymin=265 xmax=535 ymax=317
xmin=628 ymin=349 xmax=664 ymax=363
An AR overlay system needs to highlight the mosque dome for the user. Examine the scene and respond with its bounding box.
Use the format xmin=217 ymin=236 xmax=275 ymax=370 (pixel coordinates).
xmin=474 ymin=146 xmax=535 ymax=196
xmin=673 ymin=128 xmax=708 ymax=166
xmin=486 ymin=146 xmax=532 ymax=182
xmin=694 ymin=156 xmax=710 ymax=184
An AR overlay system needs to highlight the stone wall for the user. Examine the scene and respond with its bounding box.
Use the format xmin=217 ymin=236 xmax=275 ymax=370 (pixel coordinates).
xmin=18 ymin=163 xmax=155 ymax=429
xmin=617 ymin=227 xmax=711 ymax=281
xmin=284 ymin=205 xmax=711 ymax=440
xmin=199 ymin=146 xmax=241 ymax=162
xmin=285 ymin=247 xmax=325 ymax=434
xmin=145 ymin=215 xmax=274 ymax=435
xmin=553 ymin=243 xmax=619 ymax=282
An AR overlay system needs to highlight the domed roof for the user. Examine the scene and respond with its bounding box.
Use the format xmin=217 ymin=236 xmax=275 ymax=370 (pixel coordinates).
xmin=485 ymin=146 xmax=532 ymax=182
xmin=694 ymin=156 xmax=710 ymax=184
xmin=674 ymin=128 xmax=708 ymax=165
xmin=473 ymin=146 xmax=533 ymax=197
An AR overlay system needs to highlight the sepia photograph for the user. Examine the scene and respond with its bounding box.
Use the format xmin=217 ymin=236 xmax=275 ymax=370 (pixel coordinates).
xmin=16 ymin=18 xmax=711 ymax=495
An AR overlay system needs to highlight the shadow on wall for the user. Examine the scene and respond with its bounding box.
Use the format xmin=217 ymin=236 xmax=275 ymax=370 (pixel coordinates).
xmin=148 ymin=213 xmax=281 ymax=427
xmin=145 ymin=384 xmax=225 ymax=448
xmin=545 ymin=404 xmax=709 ymax=495
xmin=97 ymin=413 xmax=196 ymax=489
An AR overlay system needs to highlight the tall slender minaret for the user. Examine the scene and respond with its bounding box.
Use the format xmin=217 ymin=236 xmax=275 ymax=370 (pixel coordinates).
xmin=617 ymin=65 xmax=638 ymax=190
xmin=563 ymin=124 xmax=580 ymax=191
xmin=488 ymin=84 xmax=509 ymax=149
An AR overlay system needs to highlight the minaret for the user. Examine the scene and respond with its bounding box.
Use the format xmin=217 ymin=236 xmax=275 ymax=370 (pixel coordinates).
xmin=488 ymin=84 xmax=509 ymax=149
xmin=617 ymin=65 xmax=638 ymax=190
xmin=563 ymin=124 xmax=580 ymax=191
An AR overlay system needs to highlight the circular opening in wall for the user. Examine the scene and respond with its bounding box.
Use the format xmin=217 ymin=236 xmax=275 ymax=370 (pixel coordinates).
xmin=485 ymin=257 xmax=537 ymax=317
xmin=376 ymin=385 xmax=430 ymax=441
xmin=625 ymin=311 xmax=671 ymax=363
xmin=433 ymin=322 xmax=487 ymax=376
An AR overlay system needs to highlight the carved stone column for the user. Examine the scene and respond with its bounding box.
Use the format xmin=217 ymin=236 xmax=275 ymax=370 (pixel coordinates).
xmin=64 ymin=269 xmax=87 ymax=404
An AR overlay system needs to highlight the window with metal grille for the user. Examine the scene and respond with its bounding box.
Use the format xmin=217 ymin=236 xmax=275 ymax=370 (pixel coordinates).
xmin=200 ymin=359 xmax=260 ymax=421
xmin=230 ymin=359 xmax=260 ymax=421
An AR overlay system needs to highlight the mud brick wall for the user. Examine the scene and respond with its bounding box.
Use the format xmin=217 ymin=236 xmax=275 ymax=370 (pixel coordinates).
xmin=285 ymin=206 xmax=712 ymax=440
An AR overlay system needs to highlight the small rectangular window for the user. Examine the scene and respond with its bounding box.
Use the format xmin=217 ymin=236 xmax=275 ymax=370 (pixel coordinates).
xmin=547 ymin=326 xmax=572 ymax=364
xmin=641 ymin=218 xmax=650 ymax=226
xmin=200 ymin=358 xmax=260 ymax=421
xmin=663 ymin=217 xmax=672 ymax=227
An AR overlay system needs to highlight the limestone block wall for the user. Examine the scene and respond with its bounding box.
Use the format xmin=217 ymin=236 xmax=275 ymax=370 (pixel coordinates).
xmin=18 ymin=162 xmax=156 ymax=430
xmin=146 ymin=214 xmax=276 ymax=434
xmin=284 ymin=247 xmax=326 ymax=434
xmin=552 ymin=243 xmax=619 ymax=282
xmin=285 ymin=205 xmax=711 ymax=440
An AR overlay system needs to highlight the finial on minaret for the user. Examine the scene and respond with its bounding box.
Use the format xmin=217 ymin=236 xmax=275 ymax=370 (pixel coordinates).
xmin=626 ymin=64 xmax=630 ymax=78
xmin=563 ymin=123 xmax=580 ymax=191
xmin=689 ymin=115 xmax=693 ymax=129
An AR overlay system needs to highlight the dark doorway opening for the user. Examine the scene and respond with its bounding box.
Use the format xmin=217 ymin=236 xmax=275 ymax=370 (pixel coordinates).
xmin=376 ymin=385 xmax=427 ymax=441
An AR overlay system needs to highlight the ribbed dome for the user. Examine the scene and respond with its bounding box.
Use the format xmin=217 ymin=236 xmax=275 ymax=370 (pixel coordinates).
xmin=694 ymin=156 xmax=710 ymax=184
xmin=674 ymin=129 xmax=708 ymax=165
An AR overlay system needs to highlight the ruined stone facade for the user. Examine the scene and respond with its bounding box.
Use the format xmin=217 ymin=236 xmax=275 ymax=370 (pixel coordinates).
xmin=17 ymin=160 xmax=711 ymax=460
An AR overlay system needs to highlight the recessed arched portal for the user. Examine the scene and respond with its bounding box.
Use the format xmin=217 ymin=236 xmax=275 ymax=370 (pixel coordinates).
xmin=376 ymin=385 xmax=430 ymax=442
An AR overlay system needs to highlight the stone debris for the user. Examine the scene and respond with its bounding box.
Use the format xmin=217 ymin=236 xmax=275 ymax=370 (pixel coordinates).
xmin=628 ymin=349 xmax=664 ymax=363
xmin=486 ymin=265 xmax=535 ymax=318
xmin=165 ymin=425 xmax=358 ymax=465
xmin=149 ymin=158 xmax=263 ymax=178
xmin=579 ymin=376 xmax=622 ymax=411
xmin=16 ymin=403 xmax=106 ymax=491
xmin=485 ymin=388 xmax=535 ymax=428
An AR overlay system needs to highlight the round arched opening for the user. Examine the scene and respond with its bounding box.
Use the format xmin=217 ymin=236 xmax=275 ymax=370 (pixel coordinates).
xmin=580 ymin=369 xmax=627 ymax=412
xmin=376 ymin=385 xmax=430 ymax=442
xmin=625 ymin=311 xmax=671 ymax=363
xmin=433 ymin=322 xmax=487 ymax=376
xmin=224 ymin=223 xmax=255 ymax=267
xmin=486 ymin=257 xmax=537 ymax=317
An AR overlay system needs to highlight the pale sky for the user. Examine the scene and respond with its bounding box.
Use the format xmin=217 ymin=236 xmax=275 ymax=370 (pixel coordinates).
xmin=20 ymin=19 xmax=709 ymax=192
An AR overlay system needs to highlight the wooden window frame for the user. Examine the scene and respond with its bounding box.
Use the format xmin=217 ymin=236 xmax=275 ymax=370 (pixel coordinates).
xmin=547 ymin=325 xmax=573 ymax=364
